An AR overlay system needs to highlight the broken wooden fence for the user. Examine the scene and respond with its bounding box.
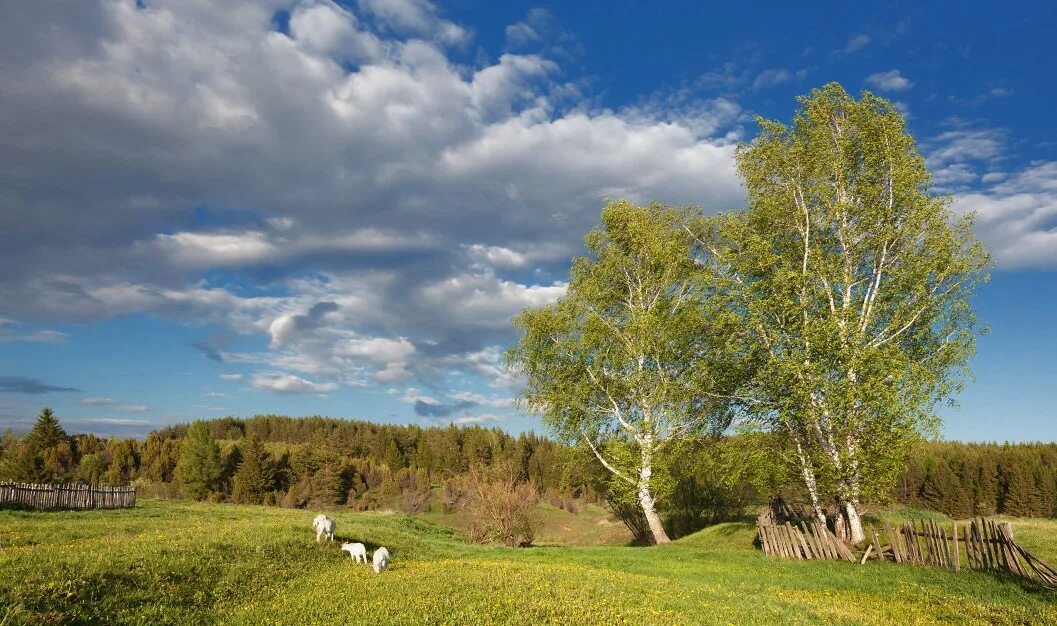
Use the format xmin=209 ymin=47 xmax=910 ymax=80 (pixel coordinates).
xmin=757 ymin=516 xmax=1057 ymax=588
xmin=757 ymin=519 xmax=857 ymax=562
xmin=0 ymin=482 xmax=136 ymax=510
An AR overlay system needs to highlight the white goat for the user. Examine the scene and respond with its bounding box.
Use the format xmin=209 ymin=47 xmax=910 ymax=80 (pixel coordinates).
xmin=341 ymin=542 xmax=368 ymax=563
xmin=312 ymin=514 xmax=336 ymax=543
xmin=372 ymin=546 xmax=390 ymax=573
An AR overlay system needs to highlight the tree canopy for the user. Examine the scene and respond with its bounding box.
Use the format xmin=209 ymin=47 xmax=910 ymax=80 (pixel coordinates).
xmin=508 ymin=200 xmax=742 ymax=544
xmin=699 ymin=83 xmax=990 ymax=541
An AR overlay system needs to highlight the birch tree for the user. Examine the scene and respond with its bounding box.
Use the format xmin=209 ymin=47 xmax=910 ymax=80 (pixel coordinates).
xmin=508 ymin=200 xmax=739 ymax=544
xmin=699 ymin=84 xmax=990 ymax=542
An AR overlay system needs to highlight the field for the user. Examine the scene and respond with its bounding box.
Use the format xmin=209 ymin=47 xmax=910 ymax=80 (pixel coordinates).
xmin=2 ymin=501 xmax=1056 ymax=625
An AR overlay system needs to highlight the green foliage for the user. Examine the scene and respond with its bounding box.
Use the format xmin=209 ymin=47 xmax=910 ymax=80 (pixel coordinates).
xmin=896 ymin=441 xmax=1057 ymax=518
xmin=26 ymin=407 xmax=66 ymax=452
xmin=9 ymin=407 xmax=73 ymax=483
xmin=231 ymin=437 xmax=274 ymax=504
xmin=702 ymin=83 xmax=991 ymax=532
xmin=309 ymin=464 xmax=345 ymax=508
xmin=174 ymin=421 xmax=221 ymax=500
xmin=508 ymin=200 xmax=742 ymax=543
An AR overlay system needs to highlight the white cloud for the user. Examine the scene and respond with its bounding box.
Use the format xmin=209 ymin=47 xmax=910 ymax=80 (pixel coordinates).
xmin=448 ymin=390 xmax=514 ymax=408
xmin=865 ymin=69 xmax=914 ymax=92
xmin=65 ymin=418 xmax=152 ymax=426
xmin=927 ymin=128 xmax=1005 ymax=168
xmin=752 ymin=68 xmax=792 ymax=90
xmin=358 ymin=0 xmax=468 ymax=45
xmin=81 ymin=396 xmax=115 ymax=406
xmin=290 ymin=0 xmax=383 ymax=61
xmin=505 ymin=22 xmax=539 ymax=48
xmin=220 ymin=373 xmax=244 ymax=382
xmin=250 ymin=372 xmax=339 ymax=394
xmin=841 ymin=34 xmax=871 ymax=54
xmin=79 ymin=396 xmax=149 ymax=413
xmin=450 ymin=413 xmax=504 ymax=425
xmin=0 ymin=328 xmax=68 ymax=343
xmin=0 ymin=0 xmax=744 ymax=408
xmin=953 ymin=161 xmax=1057 ymax=268
xmin=465 ymin=244 xmax=527 ymax=268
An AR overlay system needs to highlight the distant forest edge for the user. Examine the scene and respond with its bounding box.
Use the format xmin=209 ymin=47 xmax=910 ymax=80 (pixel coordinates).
xmin=3 ymin=410 xmax=1057 ymax=537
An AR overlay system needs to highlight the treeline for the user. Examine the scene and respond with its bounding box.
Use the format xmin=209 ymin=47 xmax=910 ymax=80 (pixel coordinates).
xmin=0 ymin=410 xmax=587 ymax=512
xmin=898 ymin=442 xmax=1057 ymax=519
xmin=4 ymin=409 xmax=1057 ymax=531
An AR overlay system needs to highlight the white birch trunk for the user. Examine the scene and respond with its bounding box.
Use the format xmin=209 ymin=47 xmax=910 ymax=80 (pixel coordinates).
xmin=793 ymin=434 xmax=827 ymax=525
xmin=638 ymin=435 xmax=670 ymax=545
xmin=844 ymin=500 xmax=865 ymax=544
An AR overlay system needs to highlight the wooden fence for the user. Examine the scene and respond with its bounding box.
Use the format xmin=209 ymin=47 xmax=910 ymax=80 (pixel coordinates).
xmin=758 ymin=518 xmax=857 ymax=562
xmin=0 ymin=482 xmax=136 ymax=510
xmin=758 ymin=516 xmax=1057 ymax=588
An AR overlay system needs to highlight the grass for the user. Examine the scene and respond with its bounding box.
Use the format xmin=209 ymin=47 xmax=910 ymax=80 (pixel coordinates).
xmin=420 ymin=499 xmax=633 ymax=546
xmin=1 ymin=500 xmax=1055 ymax=625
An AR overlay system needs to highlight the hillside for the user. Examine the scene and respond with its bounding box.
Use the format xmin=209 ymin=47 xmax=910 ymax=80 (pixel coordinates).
xmin=2 ymin=500 xmax=1056 ymax=624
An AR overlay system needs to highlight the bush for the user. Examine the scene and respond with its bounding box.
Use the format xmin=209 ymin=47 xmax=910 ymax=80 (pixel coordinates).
xmin=454 ymin=467 xmax=541 ymax=547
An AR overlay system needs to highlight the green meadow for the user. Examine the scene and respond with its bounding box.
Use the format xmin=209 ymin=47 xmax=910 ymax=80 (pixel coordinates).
xmin=2 ymin=500 xmax=1055 ymax=625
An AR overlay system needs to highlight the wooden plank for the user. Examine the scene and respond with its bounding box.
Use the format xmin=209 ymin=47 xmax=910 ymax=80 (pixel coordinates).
xmin=786 ymin=525 xmax=802 ymax=560
xmin=808 ymin=522 xmax=827 ymax=559
xmin=886 ymin=525 xmax=902 ymax=563
xmin=927 ymin=520 xmax=939 ymax=566
xmin=999 ymin=523 xmax=1025 ymax=577
xmin=952 ymin=522 xmax=960 ymax=572
xmin=791 ymin=523 xmax=812 ymax=559
xmin=872 ymin=530 xmax=884 ymax=563
xmin=934 ymin=520 xmax=947 ymax=568
xmin=984 ymin=519 xmax=997 ymax=571
xmin=907 ymin=521 xmax=919 ymax=564
xmin=860 ymin=544 xmax=873 ymax=565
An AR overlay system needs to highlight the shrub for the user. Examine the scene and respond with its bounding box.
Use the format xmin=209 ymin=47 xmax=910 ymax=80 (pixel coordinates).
xmin=455 ymin=467 xmax=540 ymax=547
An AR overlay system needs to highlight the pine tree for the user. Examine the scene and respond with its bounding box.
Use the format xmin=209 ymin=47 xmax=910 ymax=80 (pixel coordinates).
xmin=175 ymin=421 xmax=222 ymax=500
xmin=17 ymin=407 xmax=70 ymax=482
xmin=309 ymin=464 xmax=343 ymax=508
xmin=26 ymin=407 xmax=66 ymax=451
xmin=1002 ymin=464 xmax=1042 ymax=517
xmin=231 ymin=437 xmax=273 ymax=504
xmin=920 ymin=461 xmax=970 ymax=518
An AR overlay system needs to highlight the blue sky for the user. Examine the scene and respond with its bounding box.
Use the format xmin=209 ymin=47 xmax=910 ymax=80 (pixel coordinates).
xmin=0 ymin=0 xmax=1055 ymax=441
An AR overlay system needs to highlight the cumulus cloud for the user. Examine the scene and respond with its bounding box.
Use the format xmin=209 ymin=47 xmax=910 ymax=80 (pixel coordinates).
xmin=358 ymin=0 xmax=468 ymax=45
xmin=865 ymin=69 xmax=914 ymax=92
xmin=920 ymin=122 xmax=1057 ymax=268
xmin=250 ymin=372 xmax=340 ymax=394
xmin=0 ymin=0 xmax=744 ymax=412
xmin=953 ymin=161 xmax=1057 ymax=268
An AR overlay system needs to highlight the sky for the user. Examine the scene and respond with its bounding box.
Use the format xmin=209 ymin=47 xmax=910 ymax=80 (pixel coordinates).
xmin=1 ymin=0 xmax=1055 ymax=441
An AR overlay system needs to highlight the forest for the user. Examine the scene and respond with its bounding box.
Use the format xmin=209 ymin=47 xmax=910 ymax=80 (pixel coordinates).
xmin=3 ymin=408 xmax=1056 ymax=541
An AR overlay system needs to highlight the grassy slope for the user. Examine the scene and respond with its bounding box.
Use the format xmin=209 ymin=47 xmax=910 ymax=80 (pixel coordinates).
xmin=420 ymin=500 xmax=633 ymax=547
xmin=1 ymin=501 xmax=1055 ymax=625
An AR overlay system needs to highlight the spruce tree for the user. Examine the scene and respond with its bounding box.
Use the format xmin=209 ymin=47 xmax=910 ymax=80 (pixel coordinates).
xmin=1002 ymin=464 xmax=1042 ymax=517
xmin=175 ymin=421 xmax=222 ymax=500
xmin=920 ymin=461 xmax=970 ymax=518
xmin=309 ymin=463 xmax=343 ymax=508
xmin=26 ymin=407 xmax=66 ymax=451
xmin=231 ymin=437 xmax=273 ymax=504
